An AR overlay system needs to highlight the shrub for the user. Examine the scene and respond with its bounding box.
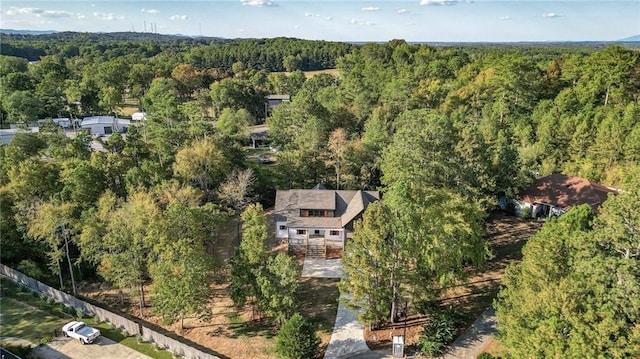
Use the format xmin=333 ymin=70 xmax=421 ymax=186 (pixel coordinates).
xmin=275 ymin=313 xmax=320 ymax=359
xmin=418 ymin=307 xmax=462 ymax=356
xmin=521 ymin=206 xmax=531 ymax=219
xmin=47 ymin=297 xmax=55 ymax=305
xmin=17 ymin=259 xmax=46 ymax=280
xmin=39 ymin=334 xmax=54 ymax=344
xmin=75 ymin=307 xmax=85 ymax=319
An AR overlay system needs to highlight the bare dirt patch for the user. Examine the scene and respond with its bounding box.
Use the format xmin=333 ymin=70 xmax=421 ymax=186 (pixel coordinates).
xmin=363 ymin=212 xmax=542 ymax=350
xmin=81 ymin=210 xmax=340 ymax=359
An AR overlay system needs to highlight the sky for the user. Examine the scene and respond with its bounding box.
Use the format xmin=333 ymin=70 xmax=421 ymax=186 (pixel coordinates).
xmin=1 ymin=0 xmax=639 ymax=42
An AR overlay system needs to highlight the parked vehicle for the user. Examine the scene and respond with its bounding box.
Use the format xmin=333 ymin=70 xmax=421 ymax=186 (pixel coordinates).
xmin=62 ymin=321 xmax=101 ymax=344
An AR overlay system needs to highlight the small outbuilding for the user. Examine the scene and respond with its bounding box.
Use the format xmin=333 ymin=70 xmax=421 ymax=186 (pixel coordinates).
xmin=131 ymin=112 xmax=147 ymax=122
xmin=514 ymin=173 xmax=616 ymax=218
xmin=37 ymin=118 xmax=72 ymax=128
xmin=0 ymin=127 xmax=40 ymax=145
xmin=80 ymin=116 xmax=130 ymax=136
xmin=265 ymin=94 xmax=291 ymax=117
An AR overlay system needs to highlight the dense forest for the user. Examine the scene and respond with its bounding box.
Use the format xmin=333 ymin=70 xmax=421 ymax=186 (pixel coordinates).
xmin=1 ymin=32 xmax=639 ymax=357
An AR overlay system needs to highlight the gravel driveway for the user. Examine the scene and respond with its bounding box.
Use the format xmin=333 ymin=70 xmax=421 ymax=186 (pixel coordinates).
xmin=33 ymin=336 xmax=152 ymax=359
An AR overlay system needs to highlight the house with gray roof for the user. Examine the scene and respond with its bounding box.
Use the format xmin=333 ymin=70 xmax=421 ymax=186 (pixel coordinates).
xmin=274 ymin=185 xmax=380 ymax=257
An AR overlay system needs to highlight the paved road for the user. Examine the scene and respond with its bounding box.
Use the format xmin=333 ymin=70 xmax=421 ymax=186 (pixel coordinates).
xmin=33 ymin=336 xmax=153 ymax=359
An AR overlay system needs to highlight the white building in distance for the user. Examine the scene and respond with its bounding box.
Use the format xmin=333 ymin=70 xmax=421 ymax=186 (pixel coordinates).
xmin=80 ymin=116 xmax=130 ymax=135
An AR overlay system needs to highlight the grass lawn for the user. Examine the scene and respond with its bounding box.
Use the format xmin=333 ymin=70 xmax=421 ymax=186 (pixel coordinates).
xmin=83 ymin=319 xmax=174 ymax=359
xmin=0 ymin=280 xmax=174 ymax=359
xmin=0 ymin=297 xmax=67 ymax=344
xmin=277 ymin=68 xmax=341 ymax=78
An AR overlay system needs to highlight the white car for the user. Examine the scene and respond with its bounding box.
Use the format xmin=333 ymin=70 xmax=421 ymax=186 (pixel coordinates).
xmin=62 ymin=321 xmax=101 ymax=344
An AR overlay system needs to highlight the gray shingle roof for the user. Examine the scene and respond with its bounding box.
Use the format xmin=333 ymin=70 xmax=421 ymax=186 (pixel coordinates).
xmin=275 ymin=187 xmax=380 ymax=228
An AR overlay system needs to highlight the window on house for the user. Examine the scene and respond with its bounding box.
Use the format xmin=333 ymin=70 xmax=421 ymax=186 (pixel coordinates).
xmin=301 ymin=209 xmax=328 ymax=217
xmin=330 ymin=230 xmax=339 ymax=236
xmin=314 ymin=230 xmax=320 ymax=235
xmin=296 ymin=229 xmax=306 ymax=235
xmin=279 ymin=225 xmax=286 ymax=230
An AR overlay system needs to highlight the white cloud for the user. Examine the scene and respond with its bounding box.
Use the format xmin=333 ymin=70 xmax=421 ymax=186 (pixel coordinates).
xmin=304 ymin=12 xmax=313 ymax=17
xmin=141 ymin=8 xmax=160 ymax=14
xmin=362 ymin=6 xmax=380 ymax=11
xmin=499 ymin=16 xmax=511 ymax=20
xmin=6 ymin=7 xmax=72 ymax=17
xmin=543 ymin=12 xmax=563 ymax=18
xmin=326 ymin=16 xmax=332 ymax=21
xmin=93 ymin=12 xmax=125 ymax=20
xmin=41 ymin=10 xmax=74 ymax=18
xmin=6 ymin=7 xmax=39 ymax=15
xmin=170 ymin=14 xmax=189 ymax=20
xmin=350 ymin=18 xmax=375 ymax=26
xmin=420 ymin=0 xmax=463 ymax=6
xmin=241 ymin=0 xmax=277 ymax=7
xmin=78 ymin=15 xmax=86 ymax=19
xmin=397 ymin=8 xmax=409 ymax=14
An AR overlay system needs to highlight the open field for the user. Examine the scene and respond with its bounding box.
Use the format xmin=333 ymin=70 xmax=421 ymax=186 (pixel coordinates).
xmin=278 ymin=68 xmax=341 ymax=79
xmin=0 ymin=297 xmax=68 ymax=344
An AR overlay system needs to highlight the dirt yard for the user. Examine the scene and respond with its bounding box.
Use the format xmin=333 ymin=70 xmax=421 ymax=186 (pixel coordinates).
xmin=81 ymin=210 xmax=340 ymax=359
xmin=362 ymin=212 xmax=542 ymax=350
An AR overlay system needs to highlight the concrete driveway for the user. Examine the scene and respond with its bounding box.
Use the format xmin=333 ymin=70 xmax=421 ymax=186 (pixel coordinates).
xmin=301 ymin=258 xmax=344 ymax=278
xmin=33 ymin=336 xmax=152 ymax=359
xmin=323 ymin=298 xmax=369 ymax=359
xmin=443 ymin=307 xmax=497 ymax=359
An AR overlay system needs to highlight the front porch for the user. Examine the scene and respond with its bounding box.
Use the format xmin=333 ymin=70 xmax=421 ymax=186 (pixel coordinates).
xmin=287 ymin=228 xmax=347 ymax=258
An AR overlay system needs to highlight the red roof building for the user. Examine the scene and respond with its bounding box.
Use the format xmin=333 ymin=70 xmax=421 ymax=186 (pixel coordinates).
xmin=516 ymin=173 xmax=616 ymax=217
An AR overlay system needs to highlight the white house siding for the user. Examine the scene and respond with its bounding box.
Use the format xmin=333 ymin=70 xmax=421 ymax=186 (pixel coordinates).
xmin=276 ymin=221 xmax=288 ymax=238
xmin=514 ymin=200 xmax=566 ymax=219
xmin=325 ymin=229 xmax=344 ymax=248
xmin=513 ymin=200 xmax=532 ymax=218
xmin=81 ymin=117 xmax=130 ymax=135
xmin=550 ymin=207 xmax=566 ymax=217
xmin=288 ymin=228 xmax=307 ymax=246
xmin=325 ymin=229 xmax=342 ymax=240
